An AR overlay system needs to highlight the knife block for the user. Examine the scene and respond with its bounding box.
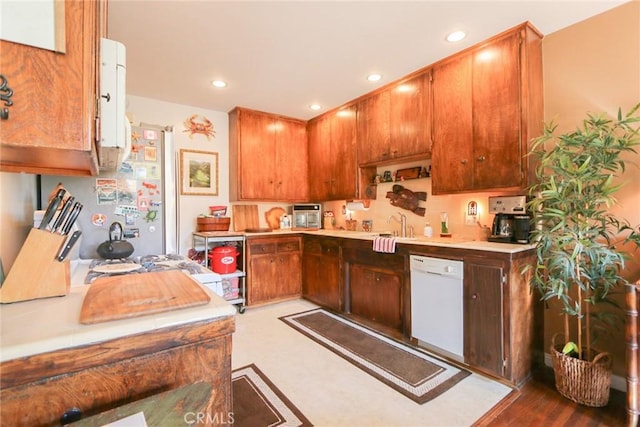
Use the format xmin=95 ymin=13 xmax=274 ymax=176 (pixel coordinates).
xmin=0 ymin=228 xmax=70 ymax=303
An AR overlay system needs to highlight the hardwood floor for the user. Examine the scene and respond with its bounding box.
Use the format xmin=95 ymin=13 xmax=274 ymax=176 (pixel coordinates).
xmin=474 ymin=367 xmax=626 ymax=426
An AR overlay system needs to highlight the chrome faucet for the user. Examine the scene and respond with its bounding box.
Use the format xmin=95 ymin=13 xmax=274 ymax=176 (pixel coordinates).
xmin=387 ymin=212 xmax=407 ymax=237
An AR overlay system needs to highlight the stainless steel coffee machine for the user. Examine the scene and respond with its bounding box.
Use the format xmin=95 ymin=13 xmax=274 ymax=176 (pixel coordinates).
xmin=488 ymin=195 xmax=531 ymax=244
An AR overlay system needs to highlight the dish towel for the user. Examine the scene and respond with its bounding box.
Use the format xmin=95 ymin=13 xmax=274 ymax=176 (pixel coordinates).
xmin=373 ymin=237 xmax=397 ymax=253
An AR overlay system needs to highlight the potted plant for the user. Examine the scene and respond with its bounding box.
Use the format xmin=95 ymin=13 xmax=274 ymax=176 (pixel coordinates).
xmin=525 ymin=103 xmax=640 ymax=406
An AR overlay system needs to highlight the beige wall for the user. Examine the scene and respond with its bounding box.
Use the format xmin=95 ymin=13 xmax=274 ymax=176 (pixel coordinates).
xmin=542 ymin=0 xmax=640 ymax=378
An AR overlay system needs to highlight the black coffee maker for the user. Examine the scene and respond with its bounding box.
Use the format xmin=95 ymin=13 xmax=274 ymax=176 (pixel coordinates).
xmin=488 ymin=196 xmax=531 ymax=244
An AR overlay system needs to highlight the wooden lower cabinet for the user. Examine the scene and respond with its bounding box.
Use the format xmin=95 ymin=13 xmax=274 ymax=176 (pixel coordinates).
xmin=342 ymin=241 xmax=406 ymax=333
xmin=349 ymin=264 xmax=403 ymax=331
xmin=302 ymin=236 xmax=341 ymax=311
xmin=300 ymin=235 xmax=537 ymax=387
xmin=464 ymin=259 xmax=505 ymax=377
xmin=246 ymin=236 xmax=302 ymax=306
xmin=463 ymin=252 xmax=537 ymax=387
xmin=0 ymin=317 xmax=234 ymax=427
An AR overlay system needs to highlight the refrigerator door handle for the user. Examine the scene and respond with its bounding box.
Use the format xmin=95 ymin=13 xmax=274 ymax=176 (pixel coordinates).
xmin=122 ymin=117 xmax=132 ymax=163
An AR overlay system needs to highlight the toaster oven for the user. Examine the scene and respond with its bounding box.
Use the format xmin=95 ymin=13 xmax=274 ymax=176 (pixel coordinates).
xmin=292 ymin=204 xmax=321 ymax=230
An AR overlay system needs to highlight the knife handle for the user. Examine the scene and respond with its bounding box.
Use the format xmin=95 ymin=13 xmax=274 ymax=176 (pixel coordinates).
xmin=51 ymin=196 xmax=75 ymax=233
xmin=57 ymin=230 xmax=82 ymax=262
xmin=61 ymin=202 xmax=83 ymax=235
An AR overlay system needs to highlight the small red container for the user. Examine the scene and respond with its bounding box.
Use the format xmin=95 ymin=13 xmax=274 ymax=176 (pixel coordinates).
xmin=208 ymin=246 xmax=237 ymax=274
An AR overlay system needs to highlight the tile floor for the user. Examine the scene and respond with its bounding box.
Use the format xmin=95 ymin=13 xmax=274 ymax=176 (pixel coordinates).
xmin=232 ymin=299 xmax=512 ymax=427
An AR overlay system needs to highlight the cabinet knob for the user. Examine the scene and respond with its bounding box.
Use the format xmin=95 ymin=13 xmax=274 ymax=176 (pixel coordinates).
xmin=477 ymin=155 xmax=486 ymax=162
xmin=461 ymin=159 xmax=468 ymax=164
xmin=472 ymin=293 xmax=478 ymax=300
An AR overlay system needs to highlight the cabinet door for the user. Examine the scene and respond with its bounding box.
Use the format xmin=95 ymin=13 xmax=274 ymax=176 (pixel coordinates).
xmin=275 ymin=118 xmax=308 ymax=201
xmin=302 ymin=238 xmax=341 ymax=311
xmin=247 ymin=237 xmax=301 ymax=306
xmin=0 ymin=0 xmax=101 ymax=176
xmin=431 ymin=55 xmax=473 ymax=194
xmin=390 ymin=72 xmax=432 ymax=159
xmin=464 ymin=261 xmax=504 ymax=377
xmin=349 ymin=264 xmax=402 ymax=331
xmin=238 ymin=111 xmax=277 ymax=199
xmin=307 ymin=115 xmax=332 ymax=201
xmin=356 ymin=90 xmax=391 ymax=165
xmin=278 ymin=253 xmax=302 ymax=299
xmin=329 ymin=106 xmax=358 ymax=200
xmin=472 ymin=33 xmax=521 ymax=190
xmin=247 ymin=254 xmax=278 ymax=305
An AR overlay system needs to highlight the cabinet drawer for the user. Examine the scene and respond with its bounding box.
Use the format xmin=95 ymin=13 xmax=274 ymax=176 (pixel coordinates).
xmin=304 ymin=238 xmax=340 ymax=256
xmin=0 ymin=338 xmax=230 ymax=426
xmin=277 ymin=239 xmax=301 ymax=253
xmin=249 ymin=242 xmax=277 ymax=254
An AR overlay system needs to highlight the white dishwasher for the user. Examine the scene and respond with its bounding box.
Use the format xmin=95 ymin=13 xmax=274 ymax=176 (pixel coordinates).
xmin=410 ymin=255 xmax=464 ymax=362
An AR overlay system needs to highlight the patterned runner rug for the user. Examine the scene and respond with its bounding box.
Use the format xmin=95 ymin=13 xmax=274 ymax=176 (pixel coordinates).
xmin=232 ymin=364 xmax=313 ymax=426
xmin=280 ymin=308 xmax=471 ymax=404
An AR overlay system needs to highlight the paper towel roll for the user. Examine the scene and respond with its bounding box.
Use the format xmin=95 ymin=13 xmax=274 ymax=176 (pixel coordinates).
xmin=346 ymin=201 xmax=368 ymax=211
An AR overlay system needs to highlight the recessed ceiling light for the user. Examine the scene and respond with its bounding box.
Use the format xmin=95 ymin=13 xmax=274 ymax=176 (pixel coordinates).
xmin=211 ymin=80 xmax=227 ymax=88
xmin=446 ymin=30 xmax=466 ymax=43
xmin=309 ymin=104 xmax=322 ymax=111
xmin=367 ymin=73 xmax=382 ymax=82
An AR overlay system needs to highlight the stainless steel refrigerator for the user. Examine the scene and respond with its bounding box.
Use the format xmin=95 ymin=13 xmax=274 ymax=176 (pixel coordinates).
xmin=40 ymin=124 xmax=177 ymax=259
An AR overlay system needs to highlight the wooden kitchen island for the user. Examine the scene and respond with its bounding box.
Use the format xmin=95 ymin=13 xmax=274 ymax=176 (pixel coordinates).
xmin=0 ymin=281 xmax=236 ymax=426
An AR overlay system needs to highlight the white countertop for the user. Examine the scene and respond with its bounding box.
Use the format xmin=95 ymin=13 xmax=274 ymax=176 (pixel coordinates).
xmin=0 ymin=261 xmax=236 ymax=363
xmin=245 ymin=229 xmax=535 ymax=254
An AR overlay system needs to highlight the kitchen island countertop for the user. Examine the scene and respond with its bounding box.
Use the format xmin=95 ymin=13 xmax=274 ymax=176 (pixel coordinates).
xmin=0 ymin=275 xmax=236 ymax=362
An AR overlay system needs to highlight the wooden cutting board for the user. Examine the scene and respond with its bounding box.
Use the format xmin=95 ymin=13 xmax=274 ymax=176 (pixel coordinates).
xmin=79 ymin=270 xmax=211 ymax=324
xmin=265 ymin=207 xmax=286 ymax=230
xmin=232 ymin=204 xmax=260 ymax=231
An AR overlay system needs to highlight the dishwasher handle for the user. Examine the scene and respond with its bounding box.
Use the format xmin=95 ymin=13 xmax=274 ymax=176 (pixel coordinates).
xmin=410 ymin=255 xmax=463 ymax=280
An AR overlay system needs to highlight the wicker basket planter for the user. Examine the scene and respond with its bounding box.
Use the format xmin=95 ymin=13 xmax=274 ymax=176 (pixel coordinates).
xmin=550 ymin=336 xmax=613 ymax=407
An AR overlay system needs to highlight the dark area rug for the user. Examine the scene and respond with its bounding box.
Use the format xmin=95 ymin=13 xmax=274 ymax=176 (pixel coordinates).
xmin=232 ymin=364 xmax=313 ymax=427
xmin=280 ymin=308 xmax=471 ymax=404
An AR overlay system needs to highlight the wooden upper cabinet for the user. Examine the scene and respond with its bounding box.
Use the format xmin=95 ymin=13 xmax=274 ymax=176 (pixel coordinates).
xmin=356 ymin=90 xmax=390 ymax=165
xmin=472 ymin=32 xmax=522 ymax=190
xmin=229 ymin=107 xmax=308 ymax=201
xmin=307 ymin=106 xmax=358 ymax=201
xmin=0 ymin=0 xmax=104 ymax=176
xmin=431 ymin=23 xmax=543 ymax=195
xmin=432 ymin=55 xmax=474 ymax=194
xmin=307 ymin=114 xmax=332 ymax=200
xmin=389 ymin=71 xmax=432 ymax=160
xmin=357 ymin=70 xmax=432 ymax=166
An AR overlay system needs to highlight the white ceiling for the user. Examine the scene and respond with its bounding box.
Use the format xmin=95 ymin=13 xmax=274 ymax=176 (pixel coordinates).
xmin=108 ymin=0 xmax=629 ymax=121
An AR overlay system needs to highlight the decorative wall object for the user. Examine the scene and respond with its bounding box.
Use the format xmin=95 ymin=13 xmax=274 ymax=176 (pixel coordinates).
xmin=183 ymin=114 xmax=216 ymax=140
xmin=179 ymin=149 xmax=218 ymax=196
xmin=395 ymin=166 xmax=421 ymax=181
xmin=385 ymin=184 xmax=426 ymax=216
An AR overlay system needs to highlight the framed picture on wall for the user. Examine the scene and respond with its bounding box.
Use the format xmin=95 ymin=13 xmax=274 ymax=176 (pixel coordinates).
xmin=179 ymin=149 xmax=218 ymax=196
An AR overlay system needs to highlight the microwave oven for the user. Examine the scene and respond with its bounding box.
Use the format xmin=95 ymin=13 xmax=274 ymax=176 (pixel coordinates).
xmin=292 ymin=204 xmax=321 ymax=230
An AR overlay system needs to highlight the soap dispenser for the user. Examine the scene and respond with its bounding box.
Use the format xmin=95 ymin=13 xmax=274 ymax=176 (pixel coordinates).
xmin=423 ymin=222 xmax=433 ymax=238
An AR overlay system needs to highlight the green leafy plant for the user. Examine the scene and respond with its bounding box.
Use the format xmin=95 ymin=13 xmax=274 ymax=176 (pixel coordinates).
xmin=525 ymin=103 xmax=640 ymax=361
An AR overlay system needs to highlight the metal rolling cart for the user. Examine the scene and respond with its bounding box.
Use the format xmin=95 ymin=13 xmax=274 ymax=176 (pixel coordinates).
xmin=192 ymin=231 xmax=246 ymax=313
